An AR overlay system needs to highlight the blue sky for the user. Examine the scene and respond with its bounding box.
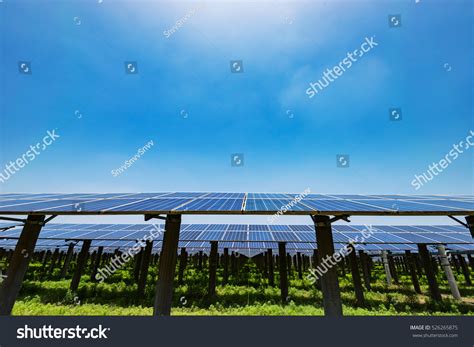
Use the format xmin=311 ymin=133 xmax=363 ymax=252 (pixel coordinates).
xmin=0 ymin=0 xmax=473 ymax=225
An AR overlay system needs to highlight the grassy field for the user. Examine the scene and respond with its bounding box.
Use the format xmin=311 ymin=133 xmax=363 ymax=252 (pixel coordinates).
xmin=10 ymin=259 xmax=474 ymax=316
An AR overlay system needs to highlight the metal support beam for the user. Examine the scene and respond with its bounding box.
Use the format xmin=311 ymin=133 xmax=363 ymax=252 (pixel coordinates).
xmin=0 ymin=215 xmax=45 ymax=315
xmin=70 ymin=240 xmax=91 ymax=291
xmin=153 ymin=214 xmax=181 ymax=316
xmin=278 ymin=242 xmax=288 ymax=303
xmin=208 ymin=241 xmax=218 ymax=297
xmin=313 ymin=215 xmax=343 ymax=316
xmin=437 ymin=245 xmax=461 ymax=300
xmin=137 ymin=241 xmax=153 ymax=298
xmin=418 ymin=244 xmax=442 ymax=301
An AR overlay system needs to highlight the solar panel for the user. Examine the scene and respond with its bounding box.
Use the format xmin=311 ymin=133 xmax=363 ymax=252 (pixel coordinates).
xmin=1 ymin=223 xmax=472 ymax=247
xmin=0 ymin=193 xmax=472 ymax=215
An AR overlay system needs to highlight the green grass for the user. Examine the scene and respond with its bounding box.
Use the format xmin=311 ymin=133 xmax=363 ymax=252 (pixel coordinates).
xmin=9 ymin=258 xmax=474 ymax=316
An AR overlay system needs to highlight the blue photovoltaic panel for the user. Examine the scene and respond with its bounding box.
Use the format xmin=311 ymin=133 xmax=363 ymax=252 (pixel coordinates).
xmin=249 ymin=224 xmax=270 ymax=231
xmin=249 ymin=231 xmax=273 ymax=241
xmin=1 ymin=223 xmax=472 ymax=246
xmin=197 ymin=231 xmax=224 ymax=241
xmin=330 ymin=232 xmax=352 ymax=243
xmin=222 ymin=231 xmax=247 ymax=241
xmin=162 ymin=192 xmax=207 ymax=198
xmin=296 ymin=233 xmax=316 ymax=242
xmin=205 ymin=193 xmax=245 ymax=199
xmin=246 ymin=193 xmax=293 ymax=199
xmin=268 ymin=225 xmax=292 ymax=231
xmin=388 ymin=232 xmax=435 ymax=244
xmin=180 ymin=230 xmax=204 ymax=240
xmin=174 ymin=198 xmax=244 ymax=212
xmin=227 ymin=224 xmax=247 ymax=231
xmin=302 ymin=199 xmax=392 ymax=212
xmin=289 ymin=225 xmax=312 ymax=231
xmin=182 ymin=224 xmax=209 ymax=231
xmin=245 ymin=198 xmax=309 ymax=212
xmin=107 ymin=198 xmax=190 ymax=212
xmin=207 ymin=224 xmax=229 ymax=231
xmin=272 ymin=232 xmax=300 ymax=242
xmin=0 ymin=193 xmax=473 ymax=215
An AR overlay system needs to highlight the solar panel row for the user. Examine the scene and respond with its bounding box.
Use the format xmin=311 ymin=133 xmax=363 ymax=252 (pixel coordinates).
xmin=0 ymin=193 xmax=472 ymax=215
xmin=0 ymin=224 xmax=471 ymax=244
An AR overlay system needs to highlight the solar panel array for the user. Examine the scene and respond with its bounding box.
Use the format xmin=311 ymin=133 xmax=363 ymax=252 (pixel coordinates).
xmin=0 ymin=193 xmax=472 ymax=215
xmin=0 ymin=223 xmax=472 ymax=246
xmin=1 ymin=238 xmax=472 ymax=255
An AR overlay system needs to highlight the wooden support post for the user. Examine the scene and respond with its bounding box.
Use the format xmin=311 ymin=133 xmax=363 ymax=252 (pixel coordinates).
xmin=263 ymin=252 xmax=268 ymax=277
xmin=89 ymin=251 xmax=97 ymax=272
xmin=41 ymin=250 xmax=51 ymax=273
xmin=153 ymin=214 xmax=181 ymax=316
xmin=348 ymin=244 xmax=365 ymax=306
xmin=223 ymin=248 xmax=229 ymax=284
xmin=457 ymin=254 xmax=472 ymax=286
xmin=178 ymin=247 xmax=187 ymax=285
xmin=90 ymin=246 xmax=103 ymax=282
xmin=61 ymin=243 xmax=75 ymax=279
xmin=198 ymin=251 xmax=203 ymax=270
xmin=267 ymin=248 xmax=274 ymax=286
xmin=405 ymin=250 xmax=421 ymax=294
xmin=313 ymin=215 xmax=343 ymax=317
xmin=137 ymin=241 xmax=153 ymax=298
xmin=432 ymin=256 xmax=439 ymax=274
xmin=296 ymin=252 xmax=303 ymax=279
xmin=437 ymin=245 xmax=461 ymax=300
xmin=388 ymin=253 xmax=399 ymax=284
xmin=466 ymin=215 xmax=474 ymax=238
xmin=381 ymin=250 xmax=392 ymax=285
xmin=278 ymin=242 xmax=288 ymax=303
xmin=467 ymin=254 xmax=474 ymax=271
xmin=418 ymin=244 xmax=442 ymax=301
xmin=70 ymin=240 xmax=91 ymax=291
xmin=286 ymin=254 xmax=292 ymax=274
xmin=0 ymin=215 xmax=45 ymax=315
xmin=312 ymin=249 xmax=321 ymax=290
xmin=231 ymin=252 xmax=236 ymax=276
xmin=208 ymin=241 xmax=218 ymax=297
xmin=358 ymin=250 xmax=371 ymax=291
xmin=48 ymin=248 xmax=60 ymax=276
xmin=133 ymin=248 xmax=144 ymax=283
